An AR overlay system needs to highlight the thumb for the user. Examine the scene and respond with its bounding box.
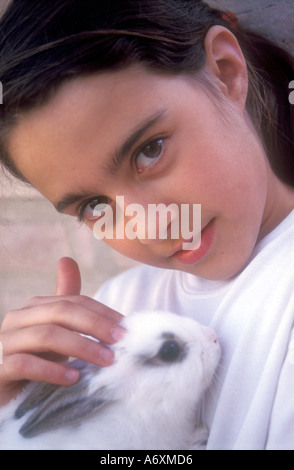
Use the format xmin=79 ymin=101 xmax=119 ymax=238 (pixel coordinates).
xmin=55 ymin=257 xmax=81 ymax=296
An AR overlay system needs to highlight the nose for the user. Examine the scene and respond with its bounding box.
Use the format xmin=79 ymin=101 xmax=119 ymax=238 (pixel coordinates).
xmin=125 ymin=201 xmax=180 ymax=245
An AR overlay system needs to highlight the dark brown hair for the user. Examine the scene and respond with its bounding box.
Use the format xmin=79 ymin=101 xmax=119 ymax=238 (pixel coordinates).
xmin=0 ymin=0 xmax=293 ymax=184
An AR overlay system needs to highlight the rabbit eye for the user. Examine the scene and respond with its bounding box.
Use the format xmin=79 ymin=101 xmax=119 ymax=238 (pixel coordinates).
xmin=158 ymin=340 xmax=182 ymax=362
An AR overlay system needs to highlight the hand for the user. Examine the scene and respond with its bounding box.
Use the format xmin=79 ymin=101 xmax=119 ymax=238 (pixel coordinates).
xmin=0 ymin=257 xmax=124 ymax=407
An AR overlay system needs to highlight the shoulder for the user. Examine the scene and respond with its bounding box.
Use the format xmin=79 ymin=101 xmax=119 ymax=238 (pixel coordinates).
xmin=249 ymin=210 xmax=294 ymax=276
xmin=266 ymin=326 xmax=294 ymax=449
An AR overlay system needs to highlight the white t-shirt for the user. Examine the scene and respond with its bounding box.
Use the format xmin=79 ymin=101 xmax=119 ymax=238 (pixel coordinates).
xmin=94 ymin=210 xmax=294 ymax=450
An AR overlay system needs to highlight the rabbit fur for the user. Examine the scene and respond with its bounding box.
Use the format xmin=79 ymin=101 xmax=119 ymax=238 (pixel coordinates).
xmin=0 ymin=310 xmax=220 ymax=450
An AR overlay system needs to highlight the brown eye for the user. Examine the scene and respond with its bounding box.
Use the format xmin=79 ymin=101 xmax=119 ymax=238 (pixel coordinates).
xmin=135 ymin=139 xmax=164 ymax=172
xmin=78 ymin=196 xmax=111 ymax=222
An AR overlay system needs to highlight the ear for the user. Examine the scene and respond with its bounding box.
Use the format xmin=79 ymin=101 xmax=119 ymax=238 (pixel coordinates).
xmin=15 ymin=362 xmax=112 ymax=438
xmin=204 ymin=25 xmax=248 ymax=110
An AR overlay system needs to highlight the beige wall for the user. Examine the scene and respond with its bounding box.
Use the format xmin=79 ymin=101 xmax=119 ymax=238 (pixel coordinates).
xmin=207 ymin=0 xmax=294 ymax=55
xmin=0 ymin=177 xmax=138 ymax=320
xmin=0 ymin=0 xmax=293 ymax=321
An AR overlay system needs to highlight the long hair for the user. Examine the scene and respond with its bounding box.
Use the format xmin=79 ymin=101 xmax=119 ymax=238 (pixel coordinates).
xmin=0 ymin=0 xmax=293 ymax=184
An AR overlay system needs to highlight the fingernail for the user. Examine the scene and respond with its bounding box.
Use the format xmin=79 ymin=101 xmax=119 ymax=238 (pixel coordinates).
xmin=65 ymin=368 xmax=80 ymax=383
xmin=111 ymin=325 xmax=126 ymax=342
xmin=100 ymin=346 xmax=115 ymax=364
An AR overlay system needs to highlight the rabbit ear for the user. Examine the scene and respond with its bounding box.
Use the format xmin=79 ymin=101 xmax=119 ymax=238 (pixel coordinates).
xmin=16 ymin=362 xmax=112 ymax=438
xmin=15 ymin=359 xmax=89 ymax=419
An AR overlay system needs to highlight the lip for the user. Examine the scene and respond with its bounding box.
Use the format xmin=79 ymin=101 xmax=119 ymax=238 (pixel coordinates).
xmin=173 ymin=219 xmax=215 ymax=265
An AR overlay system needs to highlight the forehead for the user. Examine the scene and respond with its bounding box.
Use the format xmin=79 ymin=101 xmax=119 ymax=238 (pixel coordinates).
xmin=11 ymin=64 xmax=185 ymax=140
xmin=7 ymin=67 xmax=180 ymax=178
xmin=7 ymin=65 xmax=210 ymax=207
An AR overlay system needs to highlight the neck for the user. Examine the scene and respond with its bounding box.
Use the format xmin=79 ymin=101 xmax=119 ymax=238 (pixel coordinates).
xmin=259 ymin=172 xmax=294 ymax=242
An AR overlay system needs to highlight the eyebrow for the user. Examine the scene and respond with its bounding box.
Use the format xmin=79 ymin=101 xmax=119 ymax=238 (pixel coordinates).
xmin=109 ymin=108 xmax=167 ymax=173
xmin=55 ymin=109 xmax=167 ymax=214
xmin=55 ymin=191 xmax=91 ymax=213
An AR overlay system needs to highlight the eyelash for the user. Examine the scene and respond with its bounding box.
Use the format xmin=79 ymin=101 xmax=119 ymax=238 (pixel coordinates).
xmin=77 ymin=196 xmax=111 ymax=224
xmin=133 ymin=136 xmax=166 ymax=172
xmin=77 ymin=136 xmax=167 ymax=224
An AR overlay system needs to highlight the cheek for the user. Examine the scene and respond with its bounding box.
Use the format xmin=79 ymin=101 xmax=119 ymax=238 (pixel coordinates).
xmin=193 ymin=129 xmax=268 ymax=215
xmin=102 ymin=239 xmax=156 ymax=266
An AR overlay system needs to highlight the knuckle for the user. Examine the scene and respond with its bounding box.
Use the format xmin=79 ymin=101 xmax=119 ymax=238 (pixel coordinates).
xmin=0 ymin=308 xmax=23 ymax=331
xmin=72 ymin=295 xmax=91 ymax=309
xmin=79 ymin=337 xmax=99 ymax=357
xmin=91 ymin=316 xmax=115 ymax=344
xmin=54 ymin=299 xmax=74 ymax=315
xmin=9 ymin=354 xmax=30 ymax=377
xmin=88 ymin=314 xmax=106 ymax=336
xmin=35 ymin=324 xmax=58 ymax=348
xmin=25 ymin=296 xmax=43 ymax=307
xmin=46 ymin=300 xmax=75 ymax=323
xmin=78 ymin=295 xmax=90 ymax=304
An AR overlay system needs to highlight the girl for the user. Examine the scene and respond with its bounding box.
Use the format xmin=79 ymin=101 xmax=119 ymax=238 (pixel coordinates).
xmin=0 ymin=0 xmax=294 ymax=449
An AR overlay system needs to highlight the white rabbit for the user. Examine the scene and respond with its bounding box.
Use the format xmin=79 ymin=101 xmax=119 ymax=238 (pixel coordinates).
xmin=0 ymin=310 xmax=220 ymax=450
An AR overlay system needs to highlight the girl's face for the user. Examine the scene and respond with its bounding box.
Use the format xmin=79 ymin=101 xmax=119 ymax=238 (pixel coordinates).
xmin=7 ymin=66 xmax=294 ymax=280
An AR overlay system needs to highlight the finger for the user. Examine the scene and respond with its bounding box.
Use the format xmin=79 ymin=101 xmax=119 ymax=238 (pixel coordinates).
xmin=55 ymin=257 xmax=81 ymax=296
xmin=3 ymin=300 xmax=125 ymax=344
xmin=1 ymin=353 xmax=81 ymax=386
xmin=36 ymin=352 xmax=68 ymax=364
xmin=2 ymin=324 xmax=115 ymax=366
xmin=24 ymin=295 xmax=123 ymax=324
